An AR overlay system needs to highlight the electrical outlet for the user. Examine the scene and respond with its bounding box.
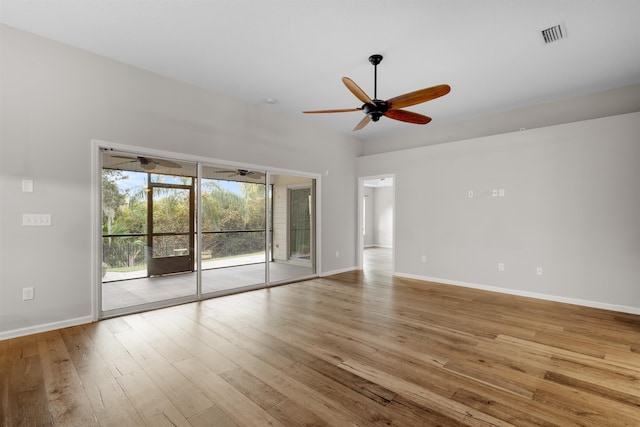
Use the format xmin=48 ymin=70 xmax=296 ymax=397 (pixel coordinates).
xmin=23 ymin=287 xmax=34 ymax=301
xmin=499 ymin=188 xmax=505 ymax=197
xmin=335 ymin=251 xmax=339 ymax=258
xmin=498 ymin=262 xmax=504 ymax=272
xmin=22 ymin=179 xmax=34 ymax=192
xmin=536 ymin=267 xmax=543 ymax=276
xmin=492 ymin=189 xmax=498 ymax=197
xmin=421 ymin=255 xmax=427 ymax=263
xmin=468 ymin=190 xmax=474 ymax=198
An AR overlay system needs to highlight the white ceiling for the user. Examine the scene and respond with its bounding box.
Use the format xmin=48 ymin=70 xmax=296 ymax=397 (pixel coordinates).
xmin=2 ymin=0 xmax=640 ymax=140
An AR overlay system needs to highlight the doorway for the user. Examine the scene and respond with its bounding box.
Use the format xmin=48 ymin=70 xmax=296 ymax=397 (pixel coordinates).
xmin=358 ymin=175 xmax=395 ymax=272
xmin=147 ymin=181 xmax=195 ymax=276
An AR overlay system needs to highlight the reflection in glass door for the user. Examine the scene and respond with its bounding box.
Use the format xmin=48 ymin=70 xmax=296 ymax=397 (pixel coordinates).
xmin=289 ymin=187 xmax=311 ymax=260
xmin=270 ymin=174 xmax=315 ymax=283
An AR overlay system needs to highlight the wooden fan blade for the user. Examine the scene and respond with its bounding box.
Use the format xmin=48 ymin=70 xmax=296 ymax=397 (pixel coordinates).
xmin=342 ymin=77 xmax=374 ymax=104
xmin=353 ymin=115 xmax=372 ymax=131
xmin=385 ymin=109 xmax=432 ymax=125
xmin=387 ymin=84 xmax=451 ymax=110
xmin=153 ymin=158 xmax=182 ymax=169
xmin=303 ymin=108 xmax=361 ymax=114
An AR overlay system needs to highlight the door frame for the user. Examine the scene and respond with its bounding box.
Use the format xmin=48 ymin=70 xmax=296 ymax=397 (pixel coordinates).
xmin=146 ymin=181 xmax=195 ymax=276
xmin=92 ymin=140 xmax=322 ymax=321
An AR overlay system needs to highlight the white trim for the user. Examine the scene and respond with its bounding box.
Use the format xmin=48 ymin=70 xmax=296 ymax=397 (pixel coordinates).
xmin=394 ymin=272 xmax=640 ymax=315
xmin=91 ymin=140 xmax=101 ymax=321
xmin=320 ymin=266 xmax=358 ymax=277
xmin=196 ymin=162 xmax=203 ymax=297
xmin=315 ymin=177 xmax=322 ymax=275
xmin=0 ymin=316 xmax=94 ymax=341
xmin=265 ymin=170 xmax=272 ymax=285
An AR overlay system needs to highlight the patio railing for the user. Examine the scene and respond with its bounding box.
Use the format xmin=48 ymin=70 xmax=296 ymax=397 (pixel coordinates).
xmin=102 ymin=229 xmax=271 ymax=270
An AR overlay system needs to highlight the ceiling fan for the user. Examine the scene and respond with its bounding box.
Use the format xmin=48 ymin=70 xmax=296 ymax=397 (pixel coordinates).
xmin=216 ymin=168 xmax=265 ymax=179
xmin=303 ymin=54 xmax=451 ymax=131
xmin=111 ymin=155 xmax=182 ymax=170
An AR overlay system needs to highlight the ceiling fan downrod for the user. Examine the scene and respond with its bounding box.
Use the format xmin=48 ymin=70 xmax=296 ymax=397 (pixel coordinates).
xmin=369 ymin=54 xmax=382 ymax=100
xmin=367 ymin=54 xmax=387 ymax=121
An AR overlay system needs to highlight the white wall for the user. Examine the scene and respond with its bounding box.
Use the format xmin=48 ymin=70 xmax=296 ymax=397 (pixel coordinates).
xmin=363 ymin=187 xmax=374 ymax=246
xmin=372 ymin=186 xmax=393 ymax=247
xmin=0 ymin=25 xmax=361 ymax=338
xmin=363 ymin=186 xmax=393 ymax=247
xmin=357 ymin=112 xmax=640 ymax=313
xmin=362 ymin=83 xmax=640 ymax=156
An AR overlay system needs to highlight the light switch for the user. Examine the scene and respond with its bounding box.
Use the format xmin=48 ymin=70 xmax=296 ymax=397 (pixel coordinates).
xmin=22 ymin=214 xmax=52 ymax=226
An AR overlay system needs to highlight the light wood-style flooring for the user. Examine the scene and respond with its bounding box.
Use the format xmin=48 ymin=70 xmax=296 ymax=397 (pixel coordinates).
xmin=2 ymin=247 xmax=639 ymax=426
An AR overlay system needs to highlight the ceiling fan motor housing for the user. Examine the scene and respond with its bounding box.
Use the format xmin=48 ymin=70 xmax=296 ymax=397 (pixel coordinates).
xmin=362 ymin=100 xmax=388 ymax=121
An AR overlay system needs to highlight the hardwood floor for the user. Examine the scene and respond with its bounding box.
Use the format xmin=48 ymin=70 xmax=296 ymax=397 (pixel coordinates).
xmin=2 ymin=247 xmax=639 ymax=426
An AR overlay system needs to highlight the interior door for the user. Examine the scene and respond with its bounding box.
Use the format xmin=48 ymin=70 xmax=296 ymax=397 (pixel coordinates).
xmin=147 ymin=182 xmax=195 ymax=276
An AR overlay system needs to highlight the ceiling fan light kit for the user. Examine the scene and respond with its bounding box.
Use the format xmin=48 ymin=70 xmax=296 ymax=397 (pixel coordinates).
xmin=303 ymin=54 xmax=450 ymax=131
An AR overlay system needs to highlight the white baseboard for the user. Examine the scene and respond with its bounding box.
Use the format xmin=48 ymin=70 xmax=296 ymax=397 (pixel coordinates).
xmin=320 ymin=266 xmax=358 ymax=277
xmin=0 ymin=315 xmax=94 ymax=341
xmin=5 ymin=273 xmax=635 ymax=341
xmin=394 ymin=272 xmax=640 ymax=315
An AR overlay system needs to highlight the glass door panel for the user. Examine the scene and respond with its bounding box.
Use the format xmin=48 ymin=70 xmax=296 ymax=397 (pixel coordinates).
xmin=200 ymin=165 xmax=267 ymax=294
xmin=100 ymin=151 xmax=197 ymax=315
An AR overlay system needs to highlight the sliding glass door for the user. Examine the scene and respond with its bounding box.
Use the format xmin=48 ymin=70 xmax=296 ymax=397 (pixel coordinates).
xmin=100 ymin=148 xmax=317 ymax=317
xmin=199 ymin=165 xmax=268 ymax=294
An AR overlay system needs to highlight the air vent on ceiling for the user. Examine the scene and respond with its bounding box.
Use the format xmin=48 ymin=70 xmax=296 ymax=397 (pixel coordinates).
xmin=541 ymin=23 xmax=567 ymax=44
